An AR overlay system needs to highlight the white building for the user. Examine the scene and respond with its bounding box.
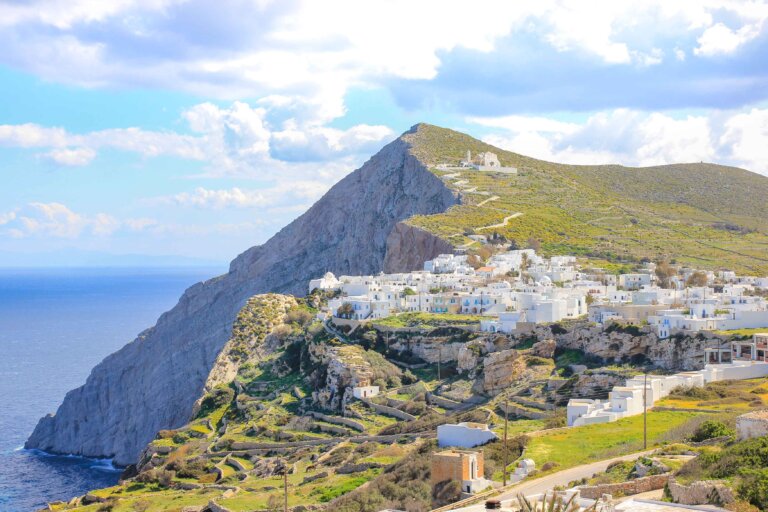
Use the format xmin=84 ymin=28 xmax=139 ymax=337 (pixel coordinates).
xmin=308 ymin=272 xmax=340 ymax=293
xmin=437 ymin=422 xmax=499 ymax=448
xmin=352 ymin=385 xmax=380 ymax=399
xmin=619 ymin=273 xmax=655 ymax=290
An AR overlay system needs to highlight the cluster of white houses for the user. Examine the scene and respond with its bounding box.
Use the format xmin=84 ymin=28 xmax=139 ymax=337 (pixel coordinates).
xmin=311 ymin=250 xmax=589 ymax=328
xmin=567 ymin=334 xmax=768 ymax=426
xmin=309 ymin=249 xmax=768 ymax=339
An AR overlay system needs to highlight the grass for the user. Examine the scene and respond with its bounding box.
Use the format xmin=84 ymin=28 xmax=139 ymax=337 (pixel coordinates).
xmin=655 ymin=377 xmax=768 ymax=412
xmin=373 ymin=312 xmax=483 ymax=329
xmin=525 ymin=410 xmax=705 ymax=472
xmin=713 ymin=327 xmax=768 ymax=337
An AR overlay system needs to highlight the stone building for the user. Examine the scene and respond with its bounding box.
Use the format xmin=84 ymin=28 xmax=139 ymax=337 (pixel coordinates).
xmin=736 ymin=409 xmax=768 ymax=440
xmin=476 ymin=151 xmax=500 ymax=168
xmin=431 ymin=449 xmax=490 ymax=494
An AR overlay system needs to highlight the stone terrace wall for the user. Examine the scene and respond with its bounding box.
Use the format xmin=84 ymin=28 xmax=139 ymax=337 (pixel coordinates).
xmin=579 ymin=474 xmax=669 ymax=500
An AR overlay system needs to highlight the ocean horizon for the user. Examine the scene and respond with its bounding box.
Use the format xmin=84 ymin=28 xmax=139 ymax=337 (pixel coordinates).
xmin=0 ymin=266 xmax=224 ymax=511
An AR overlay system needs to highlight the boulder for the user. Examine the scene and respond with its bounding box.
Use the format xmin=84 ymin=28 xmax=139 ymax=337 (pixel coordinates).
xmin=531 ymin=339 xmax=556 ymax=358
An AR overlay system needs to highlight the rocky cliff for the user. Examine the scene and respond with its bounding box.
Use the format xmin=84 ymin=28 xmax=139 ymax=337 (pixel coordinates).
xmin=26 ymin=125 xmax=459 ymax=465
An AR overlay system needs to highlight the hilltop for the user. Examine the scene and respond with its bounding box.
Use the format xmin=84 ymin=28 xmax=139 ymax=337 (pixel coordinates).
xmin=403 ymin=123 xmax=768 ymax=275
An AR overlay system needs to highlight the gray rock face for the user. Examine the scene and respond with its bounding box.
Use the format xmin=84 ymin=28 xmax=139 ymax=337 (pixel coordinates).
xmin=383 ymin=222 xmax=453 ymax=272
xmin=26 ymin=129 xmax=458 ymax=465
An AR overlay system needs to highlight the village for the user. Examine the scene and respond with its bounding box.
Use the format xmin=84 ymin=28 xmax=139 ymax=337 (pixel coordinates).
xmin=309 ymin=249 xmax=768 ymax=339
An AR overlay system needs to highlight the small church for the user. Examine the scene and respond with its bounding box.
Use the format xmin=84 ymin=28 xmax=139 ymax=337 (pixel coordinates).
xmin=460 ymin=150 xmax=517 ymax=173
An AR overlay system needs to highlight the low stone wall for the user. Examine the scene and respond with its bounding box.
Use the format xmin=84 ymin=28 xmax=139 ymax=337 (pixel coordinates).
xmin=667 ymin=477 xmax=735 ymax=506
xmin=226 ymin=457 xmax=249 ymax=472
xmin=307 ymin=411 xmax=365 ymax=432
xmin=498 ymin=403 xmax=548 ymax=420
xmin=315 ymin=423 xmax=355 ymax=436
xmin=511 ymin=396 xmax=555 ymax=411
xmin=361 ymin=399 xmax=416 ymax=421
xmin=386 ymin=397 xmax=408 ymax=408
xmin=579 ymin=474 xmax=669 ymax=500
xmin=226 ymin=432 xmax=432 ymax=452
xmin=427 ymin=392 xmax=462 ymax=410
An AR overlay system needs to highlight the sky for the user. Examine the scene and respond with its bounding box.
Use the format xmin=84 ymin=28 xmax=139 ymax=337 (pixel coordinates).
xmin=1 ymin=0 xmax=767 ymax=266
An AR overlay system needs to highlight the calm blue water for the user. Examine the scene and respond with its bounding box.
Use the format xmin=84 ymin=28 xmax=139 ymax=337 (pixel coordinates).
xmin=0 ymin=267 xmax=224 ymax=511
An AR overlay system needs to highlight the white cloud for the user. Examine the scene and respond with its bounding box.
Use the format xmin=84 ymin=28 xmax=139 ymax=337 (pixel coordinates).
xmin=0 ymin=210 xmax=17 ymax=225
xmin=0 ymin=0 xmax=764 ymax=112
xmin=719 ymin=108 xmax=768 ymax=173
xmin=124 ymin=218 xmax=159 ymax=231
xmin=0 ymin=203 xmax=164 ymax=239
xmin=7 ymin=202 xmax=119 ymax=238
xmin=155 ymin=182 xmax=328 ymax=210
xmin=469 ymin=107 xmax=768 ymax=175
xmin=43 ymin=147 xmax=96 ymax=166
xmin=695 ymin=21 xmax=764 ymax=56
xmin=0 ymin=101 xmax=393 ymax=175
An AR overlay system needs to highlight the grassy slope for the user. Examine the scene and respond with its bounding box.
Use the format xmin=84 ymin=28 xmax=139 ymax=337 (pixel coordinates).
xmin=401 ymin=124 xmax=768 ymax=274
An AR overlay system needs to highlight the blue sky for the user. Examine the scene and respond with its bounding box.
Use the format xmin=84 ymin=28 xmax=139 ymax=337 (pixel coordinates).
xmin=1 ymin=0 xmax=767 ymax=265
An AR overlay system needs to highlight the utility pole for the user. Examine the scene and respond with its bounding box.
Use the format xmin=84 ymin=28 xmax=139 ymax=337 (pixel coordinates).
xmin=437 ymin=344 xmax=442 ymax=381
xmin=643 ymin=373 xmax=648 ymax=450
xmin=503 ymin=397 xmax=509 ymax=486
xmin=283 ymin=465 xmax=289 ymax=512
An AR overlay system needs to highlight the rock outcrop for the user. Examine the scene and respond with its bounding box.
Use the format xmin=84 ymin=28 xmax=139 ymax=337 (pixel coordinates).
xmin=26 ymin=125 xmax=458 ymax=465
xmin=516 ymin=321 xmax=726 ymax=370
xmin=482 ymin=349 xmax=526 ymax=393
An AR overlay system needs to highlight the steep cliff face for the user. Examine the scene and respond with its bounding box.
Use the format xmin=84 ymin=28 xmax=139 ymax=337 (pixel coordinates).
xmin=383 ymin=222 xmax=453 ymax=273
xmin=26 ymin=126 xmax=458 ymax=465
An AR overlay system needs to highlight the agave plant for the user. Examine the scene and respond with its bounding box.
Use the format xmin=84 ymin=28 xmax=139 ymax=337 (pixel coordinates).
xmin=516 ymin=492 xmax=599 ymax=512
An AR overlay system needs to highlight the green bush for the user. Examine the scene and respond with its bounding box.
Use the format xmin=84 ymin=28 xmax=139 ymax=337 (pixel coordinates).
xmin=691 ymin=420 xmax=735 ymax=442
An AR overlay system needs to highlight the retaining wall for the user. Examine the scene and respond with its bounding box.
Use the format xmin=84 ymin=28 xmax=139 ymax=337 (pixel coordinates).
xmin=578 ymin=475 xmax=669 ymax=500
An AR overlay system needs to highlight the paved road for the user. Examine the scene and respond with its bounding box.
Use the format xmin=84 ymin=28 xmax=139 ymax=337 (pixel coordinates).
xmin=448 ymin=449 xmax=655 ymax=512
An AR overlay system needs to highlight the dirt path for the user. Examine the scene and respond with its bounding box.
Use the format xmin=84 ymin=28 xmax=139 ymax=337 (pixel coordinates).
xmin=475 ymin=195 xmax=499 ymax=207
xmin=476 ymin=212 xmax=523 ymax=231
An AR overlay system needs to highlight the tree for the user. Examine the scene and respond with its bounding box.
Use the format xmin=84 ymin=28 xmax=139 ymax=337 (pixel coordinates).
xmin=686 ymin=271 xmax=709 ymax=288
xmin=402 ymin=287 xmax=416 ymax=296
xmin=526 ymin=237 xmax=541 ymax=252
xmin=655 ymin=260 xmax=677 ymax=288
xmin=337 ymin=302 xmax=354 ymax=319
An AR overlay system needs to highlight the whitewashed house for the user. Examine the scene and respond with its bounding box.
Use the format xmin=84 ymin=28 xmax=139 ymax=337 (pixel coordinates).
xmin=437 ymin=422 xmax=498 ymax=448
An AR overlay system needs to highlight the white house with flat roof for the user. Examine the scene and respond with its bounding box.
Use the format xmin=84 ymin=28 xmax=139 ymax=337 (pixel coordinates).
xmin=437 ymin=422 xmax=498 ymax=448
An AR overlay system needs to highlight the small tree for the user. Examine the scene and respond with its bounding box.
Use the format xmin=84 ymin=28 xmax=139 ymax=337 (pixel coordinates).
xmin=527 ymin=237 xmax=541 ymax=252
xmin=655 ymin=260 xmax=677 ymax=288
xmin=686 ymin=271 xmax=709 ymax=288
xmin=337 ymin=302 xmax=354 ymax=319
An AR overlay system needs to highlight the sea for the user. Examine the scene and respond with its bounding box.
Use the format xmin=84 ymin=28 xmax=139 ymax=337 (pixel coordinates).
xmin=0 ymin=266 xmax=224 ymax=511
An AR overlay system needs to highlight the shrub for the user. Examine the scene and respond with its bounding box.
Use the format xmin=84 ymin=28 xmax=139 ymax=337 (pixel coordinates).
xmin=433 ymin=480 xmax=462 ymax=506
xmin=196 ymin=385 xmax=234 ymax=419
xmin=541 ymin=461 xmax=559 ymax=472
xmin=737 ymin=469 xmax=768 ymax=511
xmin=691 ymin=420 xmax=735 ymax=442
xmin=285 ymin=308 xmax=312 ymax=327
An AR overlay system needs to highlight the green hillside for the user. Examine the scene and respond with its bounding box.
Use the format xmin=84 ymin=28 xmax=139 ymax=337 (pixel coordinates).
xmin=402 ymin=124 xmax=768 ymax=274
